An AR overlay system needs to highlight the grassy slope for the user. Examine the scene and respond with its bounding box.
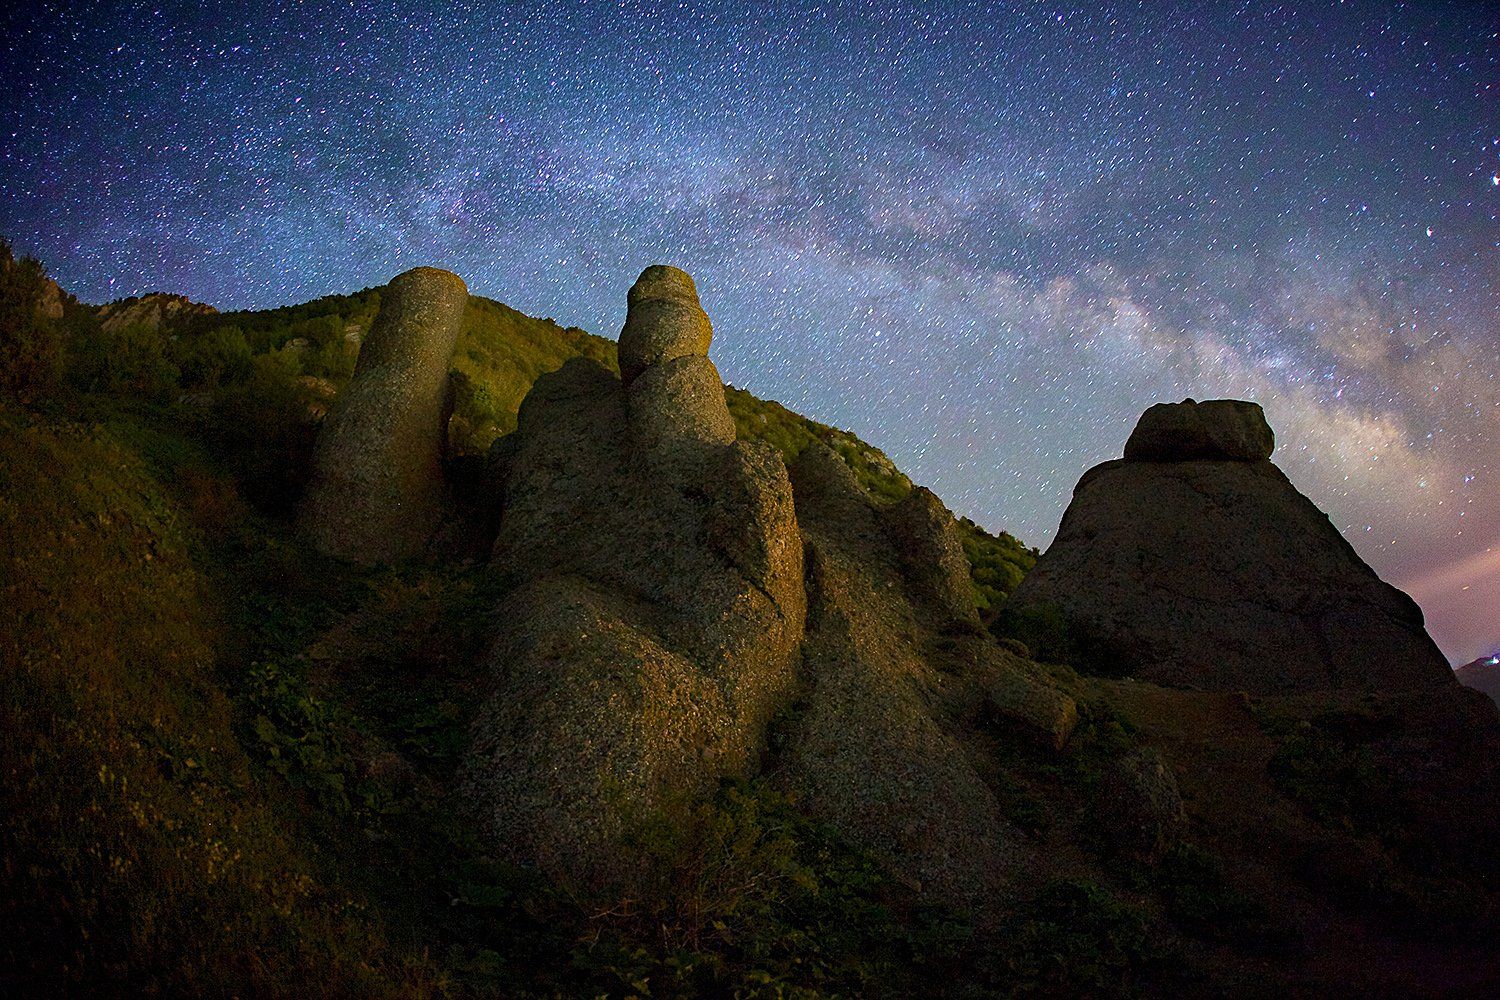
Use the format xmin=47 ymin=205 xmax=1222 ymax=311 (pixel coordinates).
xmin=0 ymin=275 xmax=1040 ymax=995
xmin=0 ymin=407 xmax=440 ymax=996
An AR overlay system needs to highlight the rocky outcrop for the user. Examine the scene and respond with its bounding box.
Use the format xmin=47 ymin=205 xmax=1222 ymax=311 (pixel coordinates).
xmin=986 ymin=663 xmax=1078 ymax=751
xmin=775 ymin=443 xmax=1023 ymax=910
xmin=1007 ymin=399 xmax=1453 ymax=693
xmin=1123 ymin=397 xmax=1274 ymax=462
xmin=886 ymin=486 xmax=983 ymax=630
xmin=97 ymin=292 xmax=215 ymax=333
xmin=1458 ymin=656 xmax=1500 ymax=708
xmin=616 ymin=264 xmax=715 ymax=383
xmin=462 ymin=266 xmax=805 ymax=889
xmin=297 ymin=267 xmax=468 ymax=564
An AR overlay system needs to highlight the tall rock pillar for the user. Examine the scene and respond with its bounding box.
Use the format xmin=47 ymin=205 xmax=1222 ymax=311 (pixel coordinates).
xmin=298 ymin=266 xmax=468 ymax=563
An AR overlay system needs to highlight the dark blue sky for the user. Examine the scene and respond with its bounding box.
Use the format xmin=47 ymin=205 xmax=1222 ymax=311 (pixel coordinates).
xmin=2 ymin=1 xmax=1496 ymax=660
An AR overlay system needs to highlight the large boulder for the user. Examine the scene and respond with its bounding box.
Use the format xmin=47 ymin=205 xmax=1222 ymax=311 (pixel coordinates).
xmin=1007 ymin=399 xmax=1453 ymax=693
xmin=298 ymin=267 xmax=468 ymax=564
xmin=462 ymin=266 xmax=804 ymax=889
xmin=1123 ymin=397 xmax=1274 ymax=462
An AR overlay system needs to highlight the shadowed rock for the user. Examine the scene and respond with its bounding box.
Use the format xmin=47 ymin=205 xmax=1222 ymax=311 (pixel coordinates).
xmin=463 ymin=266 xmax=803 ymax=888
xmin=1098 ymin=748 xmax=1186 ymax=860
xmin=1458 ymin=656 xmax=1500 ymax=708
xmin=298 ymin=266 xmax=468 ymax=563
xmin=776 ymin=443 xmax=1022 ymax=911
xmin=986 ymin=665 xmax=1078 ymax=751
xmin=1123 ymin=397 xmax=1274 ymax=462
xmin=1007 ymin=398 xmax=1452 ymax=692
xmin=885 ymin=486 xmax=982 ymax=629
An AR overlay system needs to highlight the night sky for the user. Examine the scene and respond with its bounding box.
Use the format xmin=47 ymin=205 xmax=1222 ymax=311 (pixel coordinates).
xmin=2 ymin=1 xmax=1496 ymax=663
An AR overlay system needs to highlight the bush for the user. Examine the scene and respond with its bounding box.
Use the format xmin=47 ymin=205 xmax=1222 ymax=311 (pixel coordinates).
xmin=67 ymin=320 xmax=180 ymax=402
xmin=1002 ymin=879 xmax=1168 ymax=998
xmin=0 ymin=242 xmax=64 ymax=402
xmin=173 ymin=324 xmax=253 ymax=387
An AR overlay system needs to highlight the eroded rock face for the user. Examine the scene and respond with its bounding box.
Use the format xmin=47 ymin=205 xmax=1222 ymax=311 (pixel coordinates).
xmin=462 ymin=266 xmax=804 ymax=888
xmin=1123 ymin=397 xmax=1274 ymax=462
xmin=1008 ymin=398 xmax=1452 ymax=693
xmin=298 ymin=266 xmax=468 ymax=564
xmin=97 ymin=292 xmax=216 ymax=333
xmin=775 ymin=442 xmax=1021 ymax=911
xmin=886 ymin=486 xmax=982 ymax=630
xmin=617 ymin=264 xmax=714 ymax=383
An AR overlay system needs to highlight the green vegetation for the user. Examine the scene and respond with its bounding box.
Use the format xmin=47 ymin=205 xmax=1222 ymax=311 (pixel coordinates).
xmin=956 ymin=516 xmax=1037 ymax=617
xmin=1001 ymin=879 xmax=1169 ymax=998
xmin=0 ymin=245 xmax=1058 ymax=996
xmin=725 ymin=384 xmax=912 ymax=501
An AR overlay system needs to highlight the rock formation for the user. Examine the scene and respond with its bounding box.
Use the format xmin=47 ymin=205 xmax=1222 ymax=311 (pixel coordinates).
xmin=460 ymin=265 xmax=1067 ymax=911
xmin=297 ymin=266 xmax=468 ymax=564
xmin=96 ymin=292 xmax=215 ymax=332
xmin=773 ymin=442 xmax=1036 ymax=910
xmin=1007 ymin=398 xmax=1453 ymax=693
xmin=462 ymin=266 xmax=805 ymax=888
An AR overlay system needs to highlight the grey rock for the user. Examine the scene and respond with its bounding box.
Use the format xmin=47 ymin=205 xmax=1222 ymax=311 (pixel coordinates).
xmin=1008 ymin=401 xmax=1452 ymax=693
xmin=986 ymin=661 xmax=1078 ymax=752
xmin=627 ymin=354 xmax=737 ymax=467
xmin=884 ymin=485 xmax=981 ymax=628
xmin=465 ymin=267 xmax=803 ymax=888
xmin=298 ymin=266 xmax=468 ymax=564
xmin=779 ymin=447 xmax=1020 ymax=913
xmin=617 ymin=265 xmax=714 ymax=383
xmin=1123 ymin=398 xmax=1274 ymax=462
xmin=1098 ymin=748 xmax=1187 ymax=860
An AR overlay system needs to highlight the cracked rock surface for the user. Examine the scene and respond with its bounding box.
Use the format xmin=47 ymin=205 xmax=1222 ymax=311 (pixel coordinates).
xmin=461 ymin=266 xmax=804 ymax=888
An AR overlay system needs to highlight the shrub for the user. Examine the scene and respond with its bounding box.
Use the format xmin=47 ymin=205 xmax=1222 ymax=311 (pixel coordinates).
xmin=1002 ymin=879 xmax=1168 ymax=998
xmin=0 ymin=242 xmax=64 ymax=402
xmin=67 ymin=320 xmax=180 ymax=402
xmin=173 ymin=324 xmax=253 ymax=387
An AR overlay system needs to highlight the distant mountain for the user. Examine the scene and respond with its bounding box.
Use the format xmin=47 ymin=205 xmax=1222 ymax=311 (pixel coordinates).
xmin=1457 ymin=655 xmax=1500 ymax=707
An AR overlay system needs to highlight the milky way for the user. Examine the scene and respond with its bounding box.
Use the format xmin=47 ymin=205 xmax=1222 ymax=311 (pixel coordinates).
xmin=2 ymin=1 xmax=1496 ymax=661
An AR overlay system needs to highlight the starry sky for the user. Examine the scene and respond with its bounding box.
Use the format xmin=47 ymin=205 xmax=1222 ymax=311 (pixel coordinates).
xmin=2 ymin=1 xmax=1496 ymax=663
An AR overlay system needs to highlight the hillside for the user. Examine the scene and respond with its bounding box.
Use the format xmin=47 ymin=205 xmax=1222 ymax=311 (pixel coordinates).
xmin=3 ymin=248 xmax=1499 ymax=998
xmin=1458 ymin=656 xmax=1500 ymax=707
xmin=98 ymin=270 xmax=1034 ymax=609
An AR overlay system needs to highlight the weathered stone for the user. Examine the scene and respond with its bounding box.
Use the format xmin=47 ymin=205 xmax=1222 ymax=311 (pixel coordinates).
xmin=884 ymin=485 xmax=981 ymax=628
xmin=627 ymin=354 xmax=737 ymax=461
xmin=779 ymin=447 xmax=1020 ymax=913
xmin=986 ymin=663 xmax=1078 ymax=751
xmin=1097 ymin=748 xmax=1187 ymax=860
xmin=465 ymin=267 xmax=804 ymax=888
xmin=298 ymin=266 xmax=468 ymax=564
xmin=96 ymin=292 xmax=215 ymax=333
xmin=463 ymin=576 xmax=736 ymax=887
xmin=617 ymin=265 xmax=714 ymax=383
xmin=1123 ymin=397 xmax=1275 ymax=462
xmin=1008 ymin=400 xmax=1452 ymax=693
